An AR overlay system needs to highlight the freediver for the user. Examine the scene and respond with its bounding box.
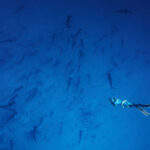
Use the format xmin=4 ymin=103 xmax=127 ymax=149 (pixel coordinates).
xmin=109 ymin=97 xmax=150 ymax=116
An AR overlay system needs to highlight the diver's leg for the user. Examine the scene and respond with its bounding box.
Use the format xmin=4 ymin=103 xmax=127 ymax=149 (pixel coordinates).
xmin=135 ymin=106 xmax=150 ymax=116
xmin=135 ymin=104 xmax=150 ymax=108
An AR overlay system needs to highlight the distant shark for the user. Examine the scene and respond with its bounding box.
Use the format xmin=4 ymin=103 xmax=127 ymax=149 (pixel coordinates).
xmin=114 ymin=8 xmax=133 ymax=15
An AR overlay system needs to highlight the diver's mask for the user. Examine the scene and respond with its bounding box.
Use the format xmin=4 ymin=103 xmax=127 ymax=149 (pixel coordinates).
xmin=109 ymin=97 xmax=117 ymax=106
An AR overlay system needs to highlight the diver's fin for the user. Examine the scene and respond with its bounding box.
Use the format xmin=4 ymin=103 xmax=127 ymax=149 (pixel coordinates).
xmin=142 ymin=104 xmax=150 ymax=108
xmin=136 ymin=106 xmax=150 ymax=116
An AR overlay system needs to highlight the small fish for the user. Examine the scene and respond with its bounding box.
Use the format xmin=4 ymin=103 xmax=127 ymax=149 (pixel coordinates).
xmin=65 ymin=61 xmax=73 ymax=75
xmin=77 ymin=63 xmax=81 ymax=72
xmin=106 ymin=73 xmax=115 ymax=89
xmin=0 ymin=100 xmax=16 ymax=110
xmin=111 ymin=56 xmax=119 ymax=69
xmin=12 ymin=86 xmax=23 ymax=94
xmin=101 ymin=47 xmax=105 ymax=54
xmin=53 ymin=60 xmax=61 ymax=67
xmin=33 ymin=69 xmax=41 ymax=77
xmin=99 ymin=34 xmax=108 ymax=42
xmin=59 ymin=122 xmax=63 ymax=136
xmin=66 ymin=77 xmax=73 ymax=90
xmin=0 ymin=58 xmax=6 ymax=66
xmin=31 ymin=117 xmax=43 ymax=143
xmin=78 ymin=130 xmax=83 ymax=144
xmin=66 ymin=60 xmax=72 ymax=69
xmin=72 ymin=39 xmax=77 ymax=49
xmin=66 ymin=15 xmax=72 ymax=28
xmin=32 ymin=126 xmax=38 ymax=143
xmin=0 ymin=110 xmax=17 ymax=128
xmin=0 ymin=37 xmax=17 ymax=43
xmin=72 ymin=28 xmax=82 ymax=40
xmin=78 ymin=49 xmax=85 ymax=61
xmin=78 ymin=39 xmax=84 ymax=49
xmin=17 ymin=55 xmax=25 ymax=64
xmin=25 ymin=88 xmax=38 ymax=103
xmin=75 ymin=76 xmax=80 ymax=90
xmin=9 ymin=139 xmax=14 ymax=150
xmin=8 ymin=94 xmax=18 ymax=103
xmin=68 ymin=68 xmax=74 ymax=75
xmin=14 ymin=4 xmax=25 ymax=14
xmin=114 ymin=8 xmax=133 ymax=15
xmin=87 ymin=72 xmax=91 ymax=83
xmin=51 ymin=32 xmax=56 ymax=42
xmin=71 ymin=29 xmax=82 ymax=49
xmin=121 ymin=39 xmax=124 ymax=48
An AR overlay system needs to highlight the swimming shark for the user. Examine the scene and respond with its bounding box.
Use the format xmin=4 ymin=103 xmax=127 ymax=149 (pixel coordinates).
xmin=114 ymin=8 xmax=133 ymax=15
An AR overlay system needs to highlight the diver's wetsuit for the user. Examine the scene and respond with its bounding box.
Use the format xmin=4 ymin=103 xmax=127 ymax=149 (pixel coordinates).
xmin=109 ymin=97 xmax=150 ymax=116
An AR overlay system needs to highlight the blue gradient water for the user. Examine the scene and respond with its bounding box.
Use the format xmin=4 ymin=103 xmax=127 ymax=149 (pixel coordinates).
xmin=0 ymin=0 xmax=150 ymax=149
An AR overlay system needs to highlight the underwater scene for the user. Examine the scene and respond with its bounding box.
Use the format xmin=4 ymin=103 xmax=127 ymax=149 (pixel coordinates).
xmin=0 ymin=0 xmax=150 ymax=149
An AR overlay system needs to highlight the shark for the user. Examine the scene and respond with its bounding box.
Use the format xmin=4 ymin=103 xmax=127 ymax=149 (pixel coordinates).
xmin=114 ymin=8 xmax=133 ymax=15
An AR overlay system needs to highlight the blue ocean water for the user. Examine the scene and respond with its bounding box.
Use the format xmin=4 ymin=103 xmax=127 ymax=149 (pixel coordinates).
xmin=0 ymin=0 xmax=150 ymax=149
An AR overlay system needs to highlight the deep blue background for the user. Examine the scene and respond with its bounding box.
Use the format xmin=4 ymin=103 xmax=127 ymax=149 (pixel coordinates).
xmin=0 ymin=0 xmax=150 ymax=149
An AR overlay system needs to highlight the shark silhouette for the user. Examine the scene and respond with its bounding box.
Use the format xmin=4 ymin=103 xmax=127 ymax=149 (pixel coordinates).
xmin=114 ymin=8 xmax=133 ymax=15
